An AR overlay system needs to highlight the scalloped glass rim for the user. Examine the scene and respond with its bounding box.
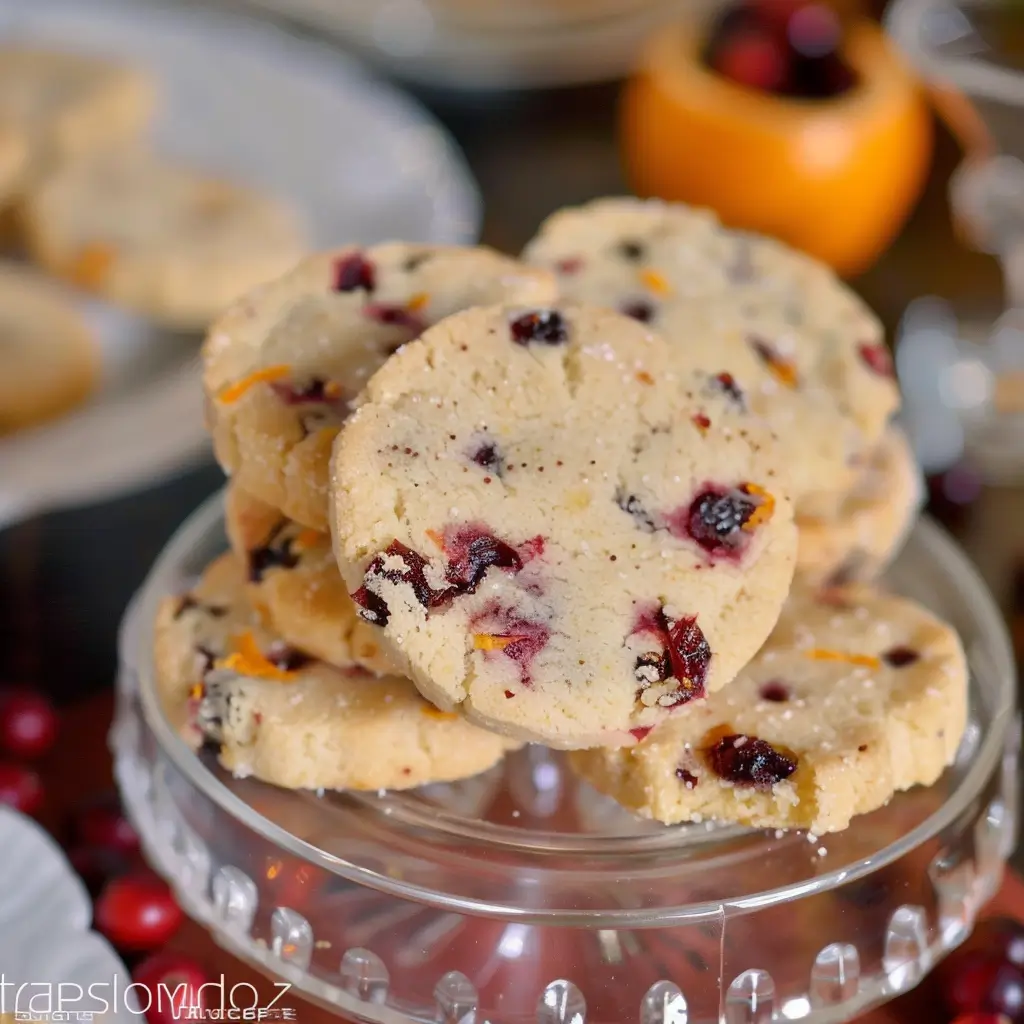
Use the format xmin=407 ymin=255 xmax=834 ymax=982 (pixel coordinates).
xmin=886 ymin=0 xmax=1024 ymax=106
xmin=123 ymin=490 xmax=1017 ymax=927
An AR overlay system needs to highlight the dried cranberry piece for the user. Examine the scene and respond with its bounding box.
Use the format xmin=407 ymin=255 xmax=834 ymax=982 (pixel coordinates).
xmin=352 ymin=540 xmax=438 ymax=626
xmin=710 ymin=371 xmax=745 ymax=406
xmin=333 ymin=252 xmax=376 ymax=293
xmin=248 ymin=525 xmax=300 ymax=582
xmin=618 ymin=240 xmax=645 ymax=262
xmin=555 ymin=257 xmax=583 ymax=275
xmin=683 ymin=487 xmax=759 ymax=555
xmin=444 ymin=525 xmax=523 ymax=594
xmin=630 ymin=726 xmax=654 ymax=743
xmin=615 ymin=489 xmax=658 ymax=532
xmin=270 ymin=377 xmax=345 ymax=407
xmin=266 ymin=643 xmax=313 ymax=672
xmin=634 ymin=651 xmax=670 ymax=686
xmin=621 ymin=300 xmax=655 ymax=323
xmin=363 ymin=303 xmax=426 ymax=334
xmin=509 ymin=310 xmax=567 ymax=346
xmin=883 ymin=646 xmax=919 ymax=668
xmin=469 ymin=441 xmax=503 ymax=476
xmin=351 ymin=585 xmax=390 ymax=626
xmin=664 ymin=616 xmax=712 ymax=703
xmin=759 ymin=681 xmax=790 ymax=702
xmin=705 ymin=734 xmax=797 ymax=790
xmin=675 ymin=766 xmax=699 ymax=788
xmin=859 ymin=342 xmax=894 ymax=377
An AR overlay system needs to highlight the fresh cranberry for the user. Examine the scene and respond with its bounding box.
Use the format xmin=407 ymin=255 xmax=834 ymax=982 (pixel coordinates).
xmin=73 ymin=794 xmax=139 ymax=855
xmin=939 ymin=918 xmax=1024 ymax=1017
xmin=0 ymin=761 xmax=43 ymax=814
xmin=676 ymin=486 xmax=759 ymax=558
xmin=95 ymin=874 xmax=183 ymax=953
xmin=248 ymin=525 xmax=300 ymax=582
xmin=68 ymin=845 xmax=135 ymax=898
xmin=705 ymin=734 xmax=797 ymax=790
xmin=0 ymin=690 xmax=58 ymax=760
xmin=621 ymin=300 xmax=655 ymax=323
xmin=333 ymin=252 xmax=375 ymax=293
xmin=882 ymin=646 xmax=919 ymax=668
xmin=759 ymin=681 xmax=790 ymax=702
xmin=133 ymin=952 xmax=209 ymax=1024
xmin=509 ymin=310 xmax=567 ymax=346
xmin=949 ymin=1014 xmax=1013 ymax=1024
xmin=469 ymin=440 xmax=503 ymax=476
xmin=858 ymin=342 xmax=895 ymax=377
xmin=443 ymin=525 xmax=523 ymax=593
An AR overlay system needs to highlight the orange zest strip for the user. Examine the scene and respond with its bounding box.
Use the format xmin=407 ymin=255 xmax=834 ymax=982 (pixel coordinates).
xmin=421 ymin=705 xmax=459 ymax=721
xmin=742 ymin=483 xmax=775 ymax=530
xmin=804 ymin=648 xmax=881 ymax=669
xmin=293 ymin=528 xmax=323 ymax=552
xmin=639 ymin=268 xmax=673 ymax=296
xmin=425 ymin=528 xmax=445 ymax=551
xmin=216 ymin=630 xmax=298 ymax=682
xmin=188 ymin=683 xmax=204 ymax=701
xmin=67 ymin=243 xmax=115 ymax=289
xmin=474 ymin=633 xmax=525 ymax=651
xmin=766 ymin=357 xmax=799 ymax=390
xmin=218 ymin=365 xmax=290 ymax=404
xmin=323 ymin=380 xmax=344 ymax=399
xmin=636 ymin=370 xmax=655 ymax=386
xmin=406 ymin=292 xmax=430 ymax=312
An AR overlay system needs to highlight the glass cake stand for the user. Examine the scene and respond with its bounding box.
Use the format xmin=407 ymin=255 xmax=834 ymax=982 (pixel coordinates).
xmin=112 ymin=493 xmax=1020 ymax=1024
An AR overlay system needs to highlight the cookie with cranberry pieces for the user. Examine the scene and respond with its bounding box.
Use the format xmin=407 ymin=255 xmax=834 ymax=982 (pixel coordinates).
xmin=524 ymin=196 xmax=900 ymax=517
xmin=21 ymin=147 xmax=305 ymax=329
xmin=332 ymin=303 xmax=798 ymax=749
xmin=796 ymin=427 xmax=923 ymax=587
xmin=154 ymin=554 xmax=516 ymax=791
xmin=0 ymin=262 xmax=99 ymax=433
xmin=205 ymin=244 xmax=557 ymax=531
xmin=224 ymin=482 xmax=398 ymax=674
xmin=570 ymin=584 xmax=967 ymax=833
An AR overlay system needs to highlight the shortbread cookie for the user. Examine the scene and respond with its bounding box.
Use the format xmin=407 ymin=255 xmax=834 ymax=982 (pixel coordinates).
xmin=0 ymin=123 xmax=27 ymax=208
xmin=0 ymin=262 xmax=98 ymax=433
xmin=154 ymin=554 xmax=515 ymax=791
xmin=570 ymin=585 xmax=968 ymax=834
xmin=797 ymin=427 xmax=923 ymax=586
xmin=332 ymin=303 xmax=798 ymax=749
xmin=21 ymin=147 xmax=305 ymax=328
xmin=204 ymin=244 xmax=557 ymax=530
xmin=0 ymin=48 xmax=153 ymax=192
xmin=524 ymin=197 xmax=900 ymax=516
xmin=224 ymin=483 xmax=397 ymax=674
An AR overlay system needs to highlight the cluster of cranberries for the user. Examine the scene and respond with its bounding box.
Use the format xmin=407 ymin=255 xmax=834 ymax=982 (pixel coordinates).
xmin=938 ymin=916 xmax=1024 ymax=1023
xmin=0 ymin=688 xmax=207 ymax=1024
xmin=704 ymin=0 xmax=857 ymax=99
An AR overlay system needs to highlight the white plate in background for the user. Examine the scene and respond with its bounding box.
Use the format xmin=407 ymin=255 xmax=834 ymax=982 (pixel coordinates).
xmin=0 ymin=0 xmax=480 ymax=529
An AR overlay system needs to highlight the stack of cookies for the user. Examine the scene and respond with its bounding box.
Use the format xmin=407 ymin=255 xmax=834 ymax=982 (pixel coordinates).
xmin=155 ymin=197 xmax=968 ymax=836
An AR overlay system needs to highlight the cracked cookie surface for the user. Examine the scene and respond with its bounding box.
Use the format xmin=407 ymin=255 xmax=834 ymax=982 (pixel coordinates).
xmin=154 ymin=553 xmax=516 ymax=790
xmin=332 ymin=303 xmax=797 ymax=748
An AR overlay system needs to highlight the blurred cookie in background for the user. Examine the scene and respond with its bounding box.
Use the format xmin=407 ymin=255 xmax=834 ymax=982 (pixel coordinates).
xmin=20 ymin=146 xmax=307 ymax=329
xmin=0 ymin=262 xmax=99 ymax=433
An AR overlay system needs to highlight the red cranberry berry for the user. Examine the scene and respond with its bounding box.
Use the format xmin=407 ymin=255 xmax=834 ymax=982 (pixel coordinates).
xmin=759 ymin=680 xmax=790 ymax=702
xmin=858 ymin=342 xmax=894 ymax=377
xmin=333 ymin=252 xmax=375 ymax=293
xmin=73 ymin=794 xmax=140 ymax=856
xmin=949 ymin=1014 xmax=1013 ymax=1024
xmin=133 ymin=952 xmax=209 ymax=1024
xmin=882 ymin=646 xmax=919 ymax=668
xmin=68 ymin=845 xmax=135 ymax=898
xmin=705 ymin=734 xmax=797 ymax=790
xmin=939 ymin=918 xmax=1024 ymax=1020
xmin=0 ymin=690 xmax=58 ymax=759
xmin=0 ymin=761 xmax=44 ymax=814
xmin=509 ymin=310 xmax=568 ymax=346
xmin=94 ymin=874 xmax=183 ymax=953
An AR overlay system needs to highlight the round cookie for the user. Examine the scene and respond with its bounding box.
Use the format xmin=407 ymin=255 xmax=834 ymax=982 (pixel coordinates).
xmin=331 ymin=302 xmax=798 ymax=749
xmin=569 ymin=584 xmax=968 ymax=834
xmin=0 ymin=123 xmax=27 ymax=208
xmin=524 ymin=196 xmax=901 ymax=516
xmin=223 ymin=482 xmax=398 ymax=675
xmin=0 ymin=262 xmax=99 ymax=433
xmin=204 ymin=244 xmax=557 ymax=531
xmin=153 ymin=553 xmax=516 ymax=791
xmin=0 ymin=48 xmax=154 ymax=189
xmin=796 ymin=427 xmax=923 ymax=587
xmin=21 ymin=147 xmax=305 ymax=329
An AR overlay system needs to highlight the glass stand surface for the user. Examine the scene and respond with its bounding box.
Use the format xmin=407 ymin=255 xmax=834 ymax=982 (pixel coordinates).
xmin=113 ymin=493 xmax=1019 ymax=1024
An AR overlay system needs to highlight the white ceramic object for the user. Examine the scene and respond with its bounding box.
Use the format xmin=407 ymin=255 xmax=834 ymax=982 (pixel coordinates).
xmin=0 ymin=806 xmax=135 ymax=1022
xmin=0 ymin=0 xmax=479 ymax=528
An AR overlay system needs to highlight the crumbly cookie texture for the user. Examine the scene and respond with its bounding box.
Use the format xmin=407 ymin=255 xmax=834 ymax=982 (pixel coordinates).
xmin=570 ymin=584 xmax=968 ymax=834
xmin=0 ymin=262 xmax=99 ymax=433
xmin=0 ymin=123 xmax=27 ymax=208
xmin=21 ymin=147 xmax=305 ymax=329
xmin=224 ymin=482 xmax=398 ymax=675
xmin=153 ymin=553 xmax=516 ymax=791
xmin=796 ymin=427 xmax=923 ymax=587
xmin=0 ymin=48 xmax=154 ymax=194
xmin=331 ymin=302 xmax=797 ymax=749
xmin=204 ymin=244 xmax=557 ymax=530
xmin=524 ymin=196 xmax=900 ymax=517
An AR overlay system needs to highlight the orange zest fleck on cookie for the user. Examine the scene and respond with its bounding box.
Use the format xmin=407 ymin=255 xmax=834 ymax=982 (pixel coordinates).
xmin=741 ymin=484 xmax=775 ymax=530
xmin=406 ymin=292 xmax=430 ymax=312
xmin=218 ymin=365 xmax=290 ymax=404
xmin=425 ymin=528 xmax=445 ymax=550
xmin=421 ymin=705 xmax=459 ymax=721
xmin=67 ymin=243 xmax=115 ymax=289
xmin=474 ymin=633 xmax=524 ymax=650
xmin=216 ymin=630 xmax=298 ymax=681
xmin=636 ymin=370 xmax=655 ymax=386
xmin=293 ymin=528 xmax=322 ymax=552
xmin=692 ymin=413 xmax=711 ymax=435
xmin=804 ymin=648 xmax=882 ymax=669
xmin=639 ymin=268 xmax=672 ymax=296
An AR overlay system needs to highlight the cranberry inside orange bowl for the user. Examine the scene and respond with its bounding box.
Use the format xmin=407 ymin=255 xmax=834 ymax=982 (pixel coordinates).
xmin=620 ymin=1 xmax=933 ymax=276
